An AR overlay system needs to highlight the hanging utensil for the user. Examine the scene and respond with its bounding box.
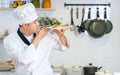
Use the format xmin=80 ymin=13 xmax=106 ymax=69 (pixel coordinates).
xmin=70 ymin=7 xmax=75 ymax=31
xmin=87 ymin=7 xmax=106 ymax=38
xmin=78 ymin=7 xmax=85 ymax=33
xmin=104 ymin=7 xmax=113 ymax=34
xmin=74 ymin=7 xmax=80 ymax=36
xmin=76 ymin=7 xmax=79 ymax=21
xmin=75 ymin=7 xmax=79 ymax=27
xmin=83 ymin=8 xmax=91 ymax=31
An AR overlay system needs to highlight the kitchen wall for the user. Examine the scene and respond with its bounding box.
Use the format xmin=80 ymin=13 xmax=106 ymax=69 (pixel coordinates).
xmin=0 ymin=0 xmax=120 ymax=73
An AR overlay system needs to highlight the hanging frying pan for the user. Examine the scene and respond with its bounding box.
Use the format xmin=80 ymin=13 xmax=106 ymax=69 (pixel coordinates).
xmin=88 ymin=7 xmax=106 ymax=38
xmin=83 ymin=8 xmax=91 ymax=31
xmin=104 ymin=7 xmax=113 ymax=34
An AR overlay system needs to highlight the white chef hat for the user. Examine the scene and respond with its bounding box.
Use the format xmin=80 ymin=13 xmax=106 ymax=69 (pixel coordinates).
xmin=14 ymin=3 xmax=38 ymax=25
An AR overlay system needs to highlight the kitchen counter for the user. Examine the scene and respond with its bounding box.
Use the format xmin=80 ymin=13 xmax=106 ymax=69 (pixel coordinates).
xmin=0 ymin=63 xmax=63 ymax=75
xmin=0 ymin=71 xmax=61 ymax=75
xmin=0 ymin=71 xmax=13 ymax=75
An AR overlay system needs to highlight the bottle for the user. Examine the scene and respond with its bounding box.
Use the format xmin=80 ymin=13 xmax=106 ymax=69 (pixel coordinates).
xmin=42 ymin=0 xmax=51 ymax=8
xmin=17 ymin=0 xmax=22 ymax=7
xmin=12 ymin=1 xmax=17 ymax=8
xmin=31 ymin=0 xmax=40 ymax=8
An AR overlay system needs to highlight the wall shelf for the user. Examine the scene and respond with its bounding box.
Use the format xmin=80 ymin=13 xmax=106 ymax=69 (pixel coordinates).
xmin=0 ymin=8 xmax=55 ymax=11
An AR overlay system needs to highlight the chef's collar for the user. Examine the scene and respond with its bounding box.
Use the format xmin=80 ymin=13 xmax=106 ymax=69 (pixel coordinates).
xmin=17 ymin=28 xmax=36 ymax=45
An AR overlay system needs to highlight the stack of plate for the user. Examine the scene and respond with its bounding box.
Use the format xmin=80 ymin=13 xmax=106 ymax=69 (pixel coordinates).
xmin=0 ymin=63 xmax=11 ymax=71
xmin=0 ymin=29 xmax=8 ymax=39
xmin=95 ymin=72 xmax=112 ymax=75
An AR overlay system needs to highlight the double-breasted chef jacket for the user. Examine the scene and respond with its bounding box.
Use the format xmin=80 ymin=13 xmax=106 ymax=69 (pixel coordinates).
xmin=4 ymin=31 xmax=67 ymax=75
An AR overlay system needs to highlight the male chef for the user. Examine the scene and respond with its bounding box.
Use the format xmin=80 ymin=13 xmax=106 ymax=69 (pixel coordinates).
xmin=4 ymin=3 xmax=69 ymax=75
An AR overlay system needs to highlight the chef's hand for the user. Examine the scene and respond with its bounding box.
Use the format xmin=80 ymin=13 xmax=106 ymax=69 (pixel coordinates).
xmin=53 ymin=29 xmax=69 ymax=47
xmin=32 ymin=27 xmax=50 ymax=48
xmin=37 ymin=27 xmax=50 ymax=38
xmin=53 ymin=28 xmax=66 ymax=37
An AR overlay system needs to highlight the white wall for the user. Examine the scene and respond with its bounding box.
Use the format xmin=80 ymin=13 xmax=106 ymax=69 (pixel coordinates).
xmin=0 ymin=0 xmax=120 ymax=73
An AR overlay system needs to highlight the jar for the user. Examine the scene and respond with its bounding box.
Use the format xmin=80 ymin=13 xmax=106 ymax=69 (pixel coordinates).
xmin=31 ymin=0 xmax=40 ymax=8
xmin=42 ymin=0 xmax=51 ymax=8
xmin=17 ymin=0 xmax=22 ymax=6
xmin=12 ymin=1 xmax=17 ymax=8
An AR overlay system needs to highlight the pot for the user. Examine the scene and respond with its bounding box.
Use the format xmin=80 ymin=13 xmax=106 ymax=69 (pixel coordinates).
xmin=83 ymin=63 xmax=102 ymax=75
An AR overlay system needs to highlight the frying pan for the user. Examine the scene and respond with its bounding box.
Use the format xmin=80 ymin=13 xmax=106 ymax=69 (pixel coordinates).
xmin=83 ymin=8 xmax=91 ymax=31
xmin=88 ymin=7 xmax=106 ymax=38
xmin=104 ymin=7 xmax=113 ymax=34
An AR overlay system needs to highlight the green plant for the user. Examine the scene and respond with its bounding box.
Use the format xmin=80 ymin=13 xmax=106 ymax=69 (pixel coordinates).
xmin=38 ymin=16 xmax=62 ymax=27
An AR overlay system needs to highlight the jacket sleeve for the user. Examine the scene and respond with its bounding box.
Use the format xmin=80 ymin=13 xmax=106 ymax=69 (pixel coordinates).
xmin=53 ymin=41 xmax=69 ymax=51
xmin=3 ymin=37 xmax=37 ymax=65
xmin=48 ymin=35 xmax=69 ymax=51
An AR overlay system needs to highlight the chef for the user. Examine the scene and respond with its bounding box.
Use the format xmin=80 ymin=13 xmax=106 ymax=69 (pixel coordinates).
xmin=3 ymin=3 xmax=69 ymax=75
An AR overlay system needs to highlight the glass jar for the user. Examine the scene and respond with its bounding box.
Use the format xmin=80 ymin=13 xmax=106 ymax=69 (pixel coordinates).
xmin=42 ymin=0 xmax=51 ymax=8
xmin=31 ymin=0 xmax=40 ymax=8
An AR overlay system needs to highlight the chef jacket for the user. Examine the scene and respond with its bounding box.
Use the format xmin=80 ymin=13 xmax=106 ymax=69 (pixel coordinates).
xmin=4 ymin=32 xmax=67 ymax=75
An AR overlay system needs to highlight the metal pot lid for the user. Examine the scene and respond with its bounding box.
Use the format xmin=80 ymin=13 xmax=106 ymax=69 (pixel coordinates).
xmin=84 ymin=63 xmax=97 ymax=68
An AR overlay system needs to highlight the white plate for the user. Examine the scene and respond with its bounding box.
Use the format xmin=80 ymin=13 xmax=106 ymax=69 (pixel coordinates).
xmin=47 ymin=26 xmax=71 ymax=30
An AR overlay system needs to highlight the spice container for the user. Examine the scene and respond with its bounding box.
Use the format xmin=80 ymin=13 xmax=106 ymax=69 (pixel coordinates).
xmin=31 ymin=0 xmax=40 ymax=8
xmin=12 ymin=1 xmax=17 ymax=8
xmin=42 ymin=0 xmax=51 ymax=8
xmin=17 ymin=0 xmax=22 ymax=7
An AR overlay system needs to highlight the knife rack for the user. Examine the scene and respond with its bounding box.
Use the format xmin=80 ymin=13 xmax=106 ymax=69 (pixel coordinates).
xmin=64 ymin=2 xmax=111 ymax=7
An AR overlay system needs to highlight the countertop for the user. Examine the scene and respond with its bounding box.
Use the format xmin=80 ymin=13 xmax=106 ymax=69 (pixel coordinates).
xmin=0 ymin=71 xmax=61 ymax=75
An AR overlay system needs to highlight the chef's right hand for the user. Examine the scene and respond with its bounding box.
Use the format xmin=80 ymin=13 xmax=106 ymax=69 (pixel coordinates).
xmin=32 ymin=27 xmax=50 ymax=48
xmin=37 ymin=27 xmax=50 ymax=39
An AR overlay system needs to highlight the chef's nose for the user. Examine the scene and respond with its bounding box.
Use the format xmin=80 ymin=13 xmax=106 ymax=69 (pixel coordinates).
xmin=35 ymin=20 xmax=39 ymax=26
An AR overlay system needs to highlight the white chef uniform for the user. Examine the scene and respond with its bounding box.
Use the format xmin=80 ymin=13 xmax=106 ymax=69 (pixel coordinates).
xmin=4 ymin=32 xmax=66 ymax=75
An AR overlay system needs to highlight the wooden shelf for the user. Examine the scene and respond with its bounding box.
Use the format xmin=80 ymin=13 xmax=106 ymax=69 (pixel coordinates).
xmin=0 ymin=8 xmax=55 ymax=11
xmin=36 ymin=8 xmax=55 ymax=11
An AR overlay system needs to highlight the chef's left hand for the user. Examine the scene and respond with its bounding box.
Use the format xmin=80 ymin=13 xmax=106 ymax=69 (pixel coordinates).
xmin=53 ymin=28 xmax=69 ymax=47
xmin=53 ymin=28 xmax=66 ymax=37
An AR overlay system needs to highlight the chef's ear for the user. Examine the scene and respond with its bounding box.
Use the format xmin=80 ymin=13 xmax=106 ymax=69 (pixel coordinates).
xmin=22 ymin=23 xmax=28 ymax=29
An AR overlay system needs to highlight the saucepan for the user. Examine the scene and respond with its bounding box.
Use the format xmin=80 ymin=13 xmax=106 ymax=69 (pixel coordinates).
xmin=83 ymin=63 xmax=102 ymax=75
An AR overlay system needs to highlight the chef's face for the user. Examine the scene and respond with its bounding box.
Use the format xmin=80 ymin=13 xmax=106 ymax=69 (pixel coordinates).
xmin=26 ymin=19 xmax=40 ymax=33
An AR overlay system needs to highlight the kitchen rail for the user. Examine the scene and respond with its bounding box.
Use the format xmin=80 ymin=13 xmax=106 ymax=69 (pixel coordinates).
xmin=64 ymin=2 xmax=111 ymax=7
